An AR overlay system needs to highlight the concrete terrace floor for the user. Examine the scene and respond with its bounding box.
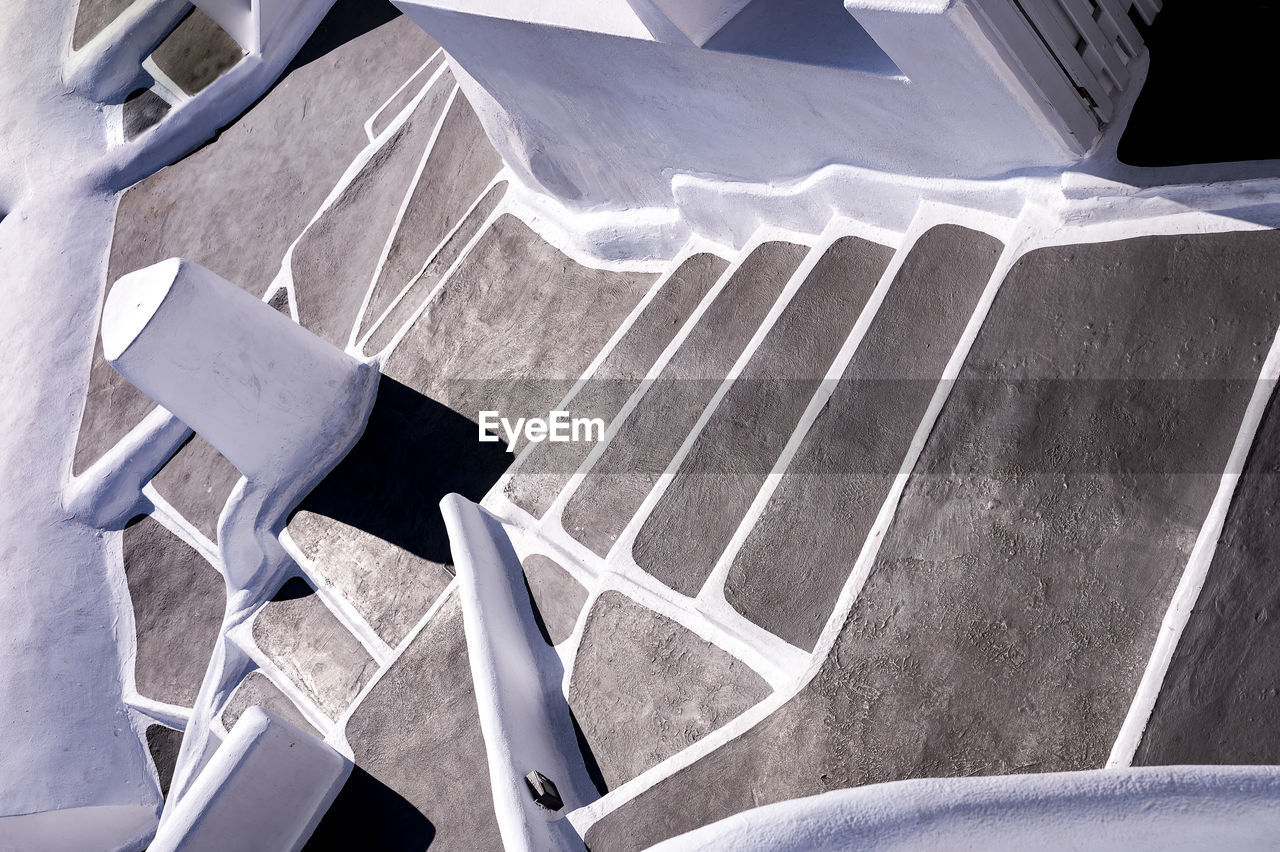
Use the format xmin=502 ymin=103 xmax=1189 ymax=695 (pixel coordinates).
xmin=34 ymin=0 xmax=1280 ymax=849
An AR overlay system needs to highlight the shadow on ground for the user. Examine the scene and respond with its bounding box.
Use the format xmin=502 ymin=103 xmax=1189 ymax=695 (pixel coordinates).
xmin=286 ymin=0 xmax=404 ymax=74
xmin=1119 ymin=0 xmax=1280 ymax=167
xmin=304 ymin=766 xmax=435 ymax=851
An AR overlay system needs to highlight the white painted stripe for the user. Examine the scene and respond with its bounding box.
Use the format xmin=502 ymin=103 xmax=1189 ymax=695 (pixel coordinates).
xmin=143 ymin=482 xmax=225 ymax=575
xmin=362 ymin=49 xmax=443 ymax=143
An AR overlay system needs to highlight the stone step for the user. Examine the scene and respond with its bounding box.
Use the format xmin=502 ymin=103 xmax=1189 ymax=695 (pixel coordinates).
xmin=560 ymin=240 xmax=810 ymax=557
xmin=631 ymin=234 xmax=895 ymax=598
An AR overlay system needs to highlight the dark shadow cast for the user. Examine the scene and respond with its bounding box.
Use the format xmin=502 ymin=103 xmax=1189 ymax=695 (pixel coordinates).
xmin=146 ymin=724 xmax=184 ymax=798
xmin=285 ymin=0 xmax=404 ymax=75
xmin=305 ymin=765 xmax=436 ymax=851
xmin=291 ymin=375 xmax=512 ymax=566
xmin=1119 ymin=0 xmax=1280 ymax=167
xmin=569 ymin=709 xmax=609 ymax=797
xmin=271 ymin=576 xmax=317 ymax=602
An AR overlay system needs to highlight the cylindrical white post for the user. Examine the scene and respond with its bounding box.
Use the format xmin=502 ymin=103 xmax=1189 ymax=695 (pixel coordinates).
xmin=102 ymin=257 xmax=366 ymax=482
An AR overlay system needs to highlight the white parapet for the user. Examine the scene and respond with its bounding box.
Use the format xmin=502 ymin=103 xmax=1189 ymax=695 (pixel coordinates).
xmin=148 ymin=707 xmax=351 ymax=852
xmin=102 ymin=257 xmax=368 ymax=484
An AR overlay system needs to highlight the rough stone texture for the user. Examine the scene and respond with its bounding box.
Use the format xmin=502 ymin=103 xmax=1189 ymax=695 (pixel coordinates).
xmin=151 ymin=434 xmax=242 ymax=543
xmin=78 ymin=0 xmax=438 ymax=473
xmin=725 ymin=226 xmax=1001 ymax=649
xmin=251 ymin=577 xmax=377 ymax=720
xmin=289 ymin=375 xmax=509 ymax=647
xmin=292 ymin=70 xmax=455 ymax=347
xmin=71 ymin=0 xmax=133 ymax=49
xmin=585 ymin=230 xmax=1280 ymax=850
xmin=1118 ymin=0 xmax=1280 ymax=166
xmin=1134 ymin=385 xmax=1280 ymax=766
xmin=632 ymin=236 xmax=893 ymax=597
xmin=569 ymin=592 xmax=770 ymax=791
xmin=123 ymin=515 xmax=224 ymax=707
xmin=369 ymin=54 xmax=443 ymax=139
xmin=122 ymin=89 xmax=170 ymax=141
xmin=561 ymin=241 xmax=808 ymax=557
xmin=504 ymin=252 xmax=730 ymax=518
xmin=146 ymin=724 xmax=183 ymax=798
xmin=150 ymin=8 xmax=244 ymax=96
xmin=522 ymin=554 xmax=587 ymax=646
xmin=221 ymin=671 xmax=320 ymax=737
xmin=335 ymin=594 xmax=501 ymax=850
xmin=383 ymin=213 xmax=656 ymax=423
xmin=356 ymin=88 xmax=502 ymax=339
xmin=362 ymin=180 xmax=506 ymax=354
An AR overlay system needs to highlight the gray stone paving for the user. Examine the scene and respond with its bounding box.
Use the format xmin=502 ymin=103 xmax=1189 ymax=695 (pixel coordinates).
xmin=362 ymin=180 xmax=506 ymax=353
xmin=522 ymin=554 xmax=587 ymax=645
xmin=251 ymin=577 xmax=377 ymax=720
xmin=145 ymin=724 xmax=182 ymax=798
xmin=725 ymin=225 xmax=1001 ymax=649
xmin=292 ymin=77 xmax=451 ymax=347
xmin=585 ymin=230 xmax=1280 ymax=849
xmin=221 ymin=671 xmax=320 ymax=737
xmin=383 ymin=214 xmax=656 ymax=421
xmin=560 ymin=241 xmax=808 ymax=558
xmin=568 ymin=592 xmax=770 ymax=791
xmin=123 ymin=516 xmax=223 ymax=707
xmin=370 ymin=58 xmax=442 ymax=139
xmin=342 ymin=594 xmax=502 ymax=850
xmin=150 ymin=8 xmax=244 ymax=96
xmin=504 ymin=252 xmax=729 ymax=518
xmin=122 ymin=89 xmax=169 ymax=141
xmin=1134 ymin=386 xmax=1280 ymax=765
xmin=151 ymin=435 xmax=241 ymax=543
xmin=71 ymin=0 xmax=133 ymax=50
xmin=632 ymin=235 xmax=893 ymax=597
xmin=356 ymin=90 xmax=502 ymax=337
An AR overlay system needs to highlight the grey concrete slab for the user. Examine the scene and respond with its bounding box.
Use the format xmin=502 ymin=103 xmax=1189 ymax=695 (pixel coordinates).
xmin=146 ymin=724 xmax=182 ymax=798
xmin=560 ymin=241 xmax=808 ymax=557
xmin=584 ymin=230 xmax=1280 ymax=850
xmin=356 ymin=88 xmax=502 ymax=339
xmin=79 ymin=2 xmax=438 ymax=473
xmin=362 ymin=180 xmax=506 ymax=355
xmin=1134 ymin=386 xmax=1280 ymax=766
xmin=383 ymin=213 xmax=656 ymax=423
xmin=150 ymin=8 xmax=245 ymax=97
xmin=71 ymin=0 xmax=134 ymax=50
xmin=151 ymin=435 xmax=241 ymax=543
xmin=222 ymin=671 xmax=320 ymax=737
xmin=122 ymin=89 xmax=170 ymax=141
xmin=725 ymin=226 xmax=1001 ymax=649
xmin=569 ymin=592 xmax=769 ymax=791
xmin=522 ymin=554 xmax=587 ymax=646
xmin=504 ymin=252 xmax=730 ymax=518
xmin=251 ymin=577 xmax=377 ymax=720
xmin=289 ymin=375 xmax=510 ymax=646
xmin=123 ymin=515 xmax=224 ymax=707
xmin=632 ymin=236 xmax=893 ymax=597
xmin=369 ymin=56 xmax=443 ymax=139
xmin=338 ymin=594 xmax=502 ymax=850
xmin=291 ymin=79 xmax=452 ymax=347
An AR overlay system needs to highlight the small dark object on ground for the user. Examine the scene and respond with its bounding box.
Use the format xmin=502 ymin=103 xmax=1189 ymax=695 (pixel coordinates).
xmin=525 ymin=771 xmax=563 ymax=811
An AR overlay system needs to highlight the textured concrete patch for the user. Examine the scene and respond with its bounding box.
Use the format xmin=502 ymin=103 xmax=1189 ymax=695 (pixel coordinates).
xmin=504 ymin=252 xmax=729 ymax=517
xmin=79 ymin=0 xmax=438 ymax=474
xmin=585 ymin=230 xmax=1280 ymax=849
xmin=151 ymin=435 xmax=241 ymax=543
xmin=569 ymin=592 xmax=769 ymax=791
xmin=632 ymin=235 xmax=892 ymax=597
xmin=146 ymin=724 xmax=182 ymax=798
xmin=339 ymin=594 xmax=501 ymax=850
xmin=725 ymin=225 xmax=1001 ymax=649
xmin=289 ymin=375 xmax=508 ymax=646
xmin=292 ymin=77 xmax=453 ymax=346
xmin=356 ymin=89 xmax=501 ymax=339
xmin=1135 ymin=386 xmax=1280 ymax=765
xmin=522 ymin=554 xmax=587 ymax=645
xmin=71 ymin=0 xmax=134 ymax=49
xmin=122 ymin=89 xmax=170 ymax=141
xmin=363 ymin=180 xmax=506 ymax=354
xmin=221 ymin=671 xmax=320 ymax=737
xmin=124 ymin=516 xmax=224 ymax=707
xmin=370 ymin=54 xmax=443 ymax=139
xmin=251 ymin=577 xmax=377 ymax=720
xmin=150 ymin=8 xmax=244 ymax=96
xmin=561 ymin=241 xmax=808 ymax=557
xmin=383 ymin=213 xmax=655 ymax=422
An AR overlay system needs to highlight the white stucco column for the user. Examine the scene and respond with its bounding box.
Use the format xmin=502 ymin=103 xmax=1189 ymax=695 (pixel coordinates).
xmin=102 ymin=257 xmax=367 ymax=482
